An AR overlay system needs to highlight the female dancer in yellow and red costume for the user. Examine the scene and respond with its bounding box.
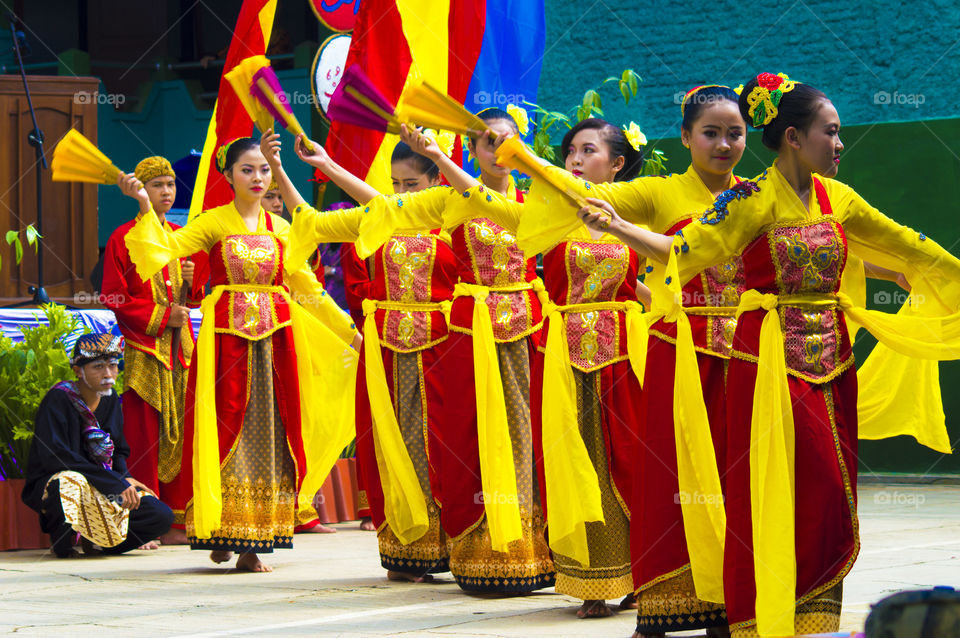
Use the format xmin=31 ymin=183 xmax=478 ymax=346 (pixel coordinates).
xmin=519 ymin=86 xmax=747 ymax=636
xmin=283 ymin=109 xmax=554 ymax=593
xmin=264 ymin=130 xmax=458 ymax=581
xmin=438 ymin=117 xmax=646 ymax=614
xmin=576 ymin=73 xmax=960 ymax=637
xmin=120 ymin=137 xmax=359 ymax=572
xmin=102 ymin=156 xmax=206 ymax=542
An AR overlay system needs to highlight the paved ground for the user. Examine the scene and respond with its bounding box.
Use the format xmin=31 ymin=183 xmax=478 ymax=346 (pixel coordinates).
xmin=1 ymin=482 xmax=958 ymax=637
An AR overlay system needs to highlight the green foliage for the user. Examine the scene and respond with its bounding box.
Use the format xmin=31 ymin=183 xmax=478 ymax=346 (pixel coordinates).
xmin=523 ymin=69 xmax=655 ymax=169
xmin=0 ymin=304 xmax=87 ymax=478
xmin=641 ymin=148 xmax=670 ymax=177
xmin=2 ymin=224 xmax=41 ymax=272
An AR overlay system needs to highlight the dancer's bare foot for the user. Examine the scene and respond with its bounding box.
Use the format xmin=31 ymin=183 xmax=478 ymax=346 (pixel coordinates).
xmin=137 ymin=540 xmax=160 ymax=550
xmin=302 ymin=522 xmax=337 ymax=533
xmin=577 ymin=599 xmax=612 ymax=618
xmin=619 ymin=592 xmax=638 ymax=610
xmin=387 ymin=570 xmax=434 ymax=583
xmin=159 ymin=528 xmax=189 ymax=545
xmin=236 ymin=552 xmax=272 ymax=572
xmin=359 ymin=517 xmax=375 ymax=531
xmin=210 ymin=550 xmax=233 ymax=564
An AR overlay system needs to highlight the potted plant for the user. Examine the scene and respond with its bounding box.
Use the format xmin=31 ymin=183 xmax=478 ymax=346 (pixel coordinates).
xmin=0 ymin=303 xmax=89 ymax=550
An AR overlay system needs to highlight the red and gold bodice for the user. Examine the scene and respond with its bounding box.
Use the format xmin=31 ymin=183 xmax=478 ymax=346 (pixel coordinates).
xmin=209 ymin=231 xmax=292 ymax=340
xmin=367 ymin=231 xmax=457 ymax=352
xmin=449 ymin=217 xmax=543 ymax=342
xmin=735 ymin=217 xmax=852 ymax=382
xmin=541 ymin=237 xmax=640 ymax=372
xmin=649 ymin=217 xmax=747 ymax=356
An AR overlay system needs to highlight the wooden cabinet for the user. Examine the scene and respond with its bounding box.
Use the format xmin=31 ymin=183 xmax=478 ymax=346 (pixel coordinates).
xmin=0 ymin=75 xmax=100 ymax=301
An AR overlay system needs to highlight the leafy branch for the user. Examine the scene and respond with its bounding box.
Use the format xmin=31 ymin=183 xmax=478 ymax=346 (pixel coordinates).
xmin=3 ymin=225 xmax=41 ymax=271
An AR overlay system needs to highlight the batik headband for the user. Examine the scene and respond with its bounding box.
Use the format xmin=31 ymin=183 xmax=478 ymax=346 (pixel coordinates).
xmin=680 ymin=85 xmax=726 ymax=116
xmin=71 ymin=333 xmax=124 ymax=367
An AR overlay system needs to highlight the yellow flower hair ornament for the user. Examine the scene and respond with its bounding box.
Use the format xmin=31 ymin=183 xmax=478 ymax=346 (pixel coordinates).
xmin=745 ymin=73 xmax=796 ymax=128
xmin=505 ymin=103 xmax=530 ymax=136
xmin=423 ymin=128 xmax=456 ymax=157
xmin=622 ymin=122 xmax=647 ymax=151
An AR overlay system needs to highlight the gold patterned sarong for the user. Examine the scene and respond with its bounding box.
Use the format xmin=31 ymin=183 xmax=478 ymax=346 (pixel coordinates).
xmin=186 ymin=338 xmax=297 ymax=552
xmin=448 ymin=341 xmax=555 ymax=592
xmin=553 ymin=370 xmax=633 ymax=601
xmin=44 ymin=471 xmax=129 ymax=548
xmin=377 ymin=351 xmax=449 ymax=574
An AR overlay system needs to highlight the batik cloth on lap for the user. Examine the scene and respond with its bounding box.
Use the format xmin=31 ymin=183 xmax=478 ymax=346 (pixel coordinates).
xmin=44 ymin=471 xmax=129 ymax=547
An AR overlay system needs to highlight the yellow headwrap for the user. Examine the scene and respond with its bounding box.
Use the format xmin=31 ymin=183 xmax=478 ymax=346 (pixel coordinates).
xmin=134 ymin=156 xmax=175 ymax=184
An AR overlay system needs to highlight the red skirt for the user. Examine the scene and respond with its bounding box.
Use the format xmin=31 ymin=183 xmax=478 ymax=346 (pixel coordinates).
xmin=722 ymin=359 xmax=858 ymax=632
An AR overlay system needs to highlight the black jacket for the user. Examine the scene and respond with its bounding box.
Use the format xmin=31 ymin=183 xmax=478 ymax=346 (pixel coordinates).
xmin=21 ymin=387 xmax=132 ymax=511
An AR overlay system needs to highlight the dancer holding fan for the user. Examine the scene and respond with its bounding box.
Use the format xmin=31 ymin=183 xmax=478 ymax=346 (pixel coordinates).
xmin=283 ymin=79 xmax=555 ymax=592
xmin=262 ymin=128 xmax=457 ymax=582
xmin=117 ymin=137 xmax=359 ymax=572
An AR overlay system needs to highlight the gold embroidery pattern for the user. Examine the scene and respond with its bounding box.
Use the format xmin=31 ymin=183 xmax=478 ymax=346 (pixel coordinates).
xmin=579 ymin=311 xmax=600 ymax=364
xmin=702 ymin=256 xmax=745 ymax=355
xmin=572 ymin=244 xmax=627 ymax=300
xmin=386 ymin=238 xmax=432 ymax=302
xmin=802 ymin=311 xmax=825 ymax=373
xmin=470 ymin=220 xmax=518 ymax=287
xmin=636 ymin=568 xmax=727 ymax=633
xmin=221 ymin=235 xmax=282 ymax=340
xmin=776 ymin=233 xmax=840 ymax=290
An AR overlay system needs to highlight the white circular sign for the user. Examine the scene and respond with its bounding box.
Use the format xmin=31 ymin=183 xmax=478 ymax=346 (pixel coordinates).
xmin=311 ymin=34 xmax=352 ymax=118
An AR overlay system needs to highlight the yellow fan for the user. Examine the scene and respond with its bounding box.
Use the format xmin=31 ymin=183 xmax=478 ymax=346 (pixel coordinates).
xmin=224 ymin=55 xmax=274 ymax=134
xmin=495 ymin=136 xmax=589 ymax=208
xmin=51 ymin=129 xmax=122 ymax=185
xmin=396 ymin=78 xmax=491 ymax=139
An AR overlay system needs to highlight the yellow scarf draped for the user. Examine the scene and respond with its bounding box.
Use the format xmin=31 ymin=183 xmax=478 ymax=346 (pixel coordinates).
xmin=646 ymin=249 xmax=727 ymax=604
xmin=451 ymin=279 xmax=546 ymax=552
xmin=192 ymin=284 xmax=359 ymax=539
xmin=359 ymin=298 xmax=448 ymax=544
xmin=539 ymin=299 xmax=646 ymax=566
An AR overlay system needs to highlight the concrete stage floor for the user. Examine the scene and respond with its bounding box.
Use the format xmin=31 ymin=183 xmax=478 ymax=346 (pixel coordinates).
xmin=2 ymin=482 xmax=958 ymax=637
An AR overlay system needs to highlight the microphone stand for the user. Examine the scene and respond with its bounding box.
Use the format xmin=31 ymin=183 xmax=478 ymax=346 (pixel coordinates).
xmin=4 ymin=13 xmax=55 ymax=308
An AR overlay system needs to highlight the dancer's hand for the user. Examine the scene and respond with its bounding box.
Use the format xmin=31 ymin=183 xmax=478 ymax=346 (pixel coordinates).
xmin=578 ymin=197 xmax=619 ymax=233
xmin=399 ymin=123 xmax=444 ymax=162
xmin=118 ymin=484 xmax=141 ymax=510
xmin=260 ymin=129 xmax=283 ymax=170
xmin=294 ymin=135 xmax=331 ymax=168
xmin=117 ymin=173 xmax=148 ymax=207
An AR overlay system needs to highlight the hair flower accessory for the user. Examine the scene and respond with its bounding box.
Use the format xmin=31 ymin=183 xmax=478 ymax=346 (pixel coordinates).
xmin=622 ymin=122 xmax=647 ymax=151
xmin=436 ymin=130 xmax=456 ymax=157
xmin=215 ymin=138 xmax=241 ymax=172
xmin=505 ymin=103 xmax=530 ymax=136
xmin=745 ymin=72 xmax=796 ymax=128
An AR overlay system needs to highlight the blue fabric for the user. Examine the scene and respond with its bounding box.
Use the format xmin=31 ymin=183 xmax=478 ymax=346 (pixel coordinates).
xmin=0 ymin=308 xmax=202 ymax=352
xmin=461 ymin=0 xmax=546 ymax=172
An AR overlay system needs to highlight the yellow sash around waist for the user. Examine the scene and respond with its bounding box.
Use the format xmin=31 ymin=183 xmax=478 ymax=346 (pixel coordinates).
xmin=192 ymin=284 xmax=359 ymax=540
xmin=540 ymin=299 xmax=646 ymax=566
xmin=360 ymin=298 xmax=451 ymax=545
xmin=451 ymin=279 xmax=547 ymax=552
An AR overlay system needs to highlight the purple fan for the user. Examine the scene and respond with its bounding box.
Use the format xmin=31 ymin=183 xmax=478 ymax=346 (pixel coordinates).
xmin=327 ymin=65 xmax=400 ymax=133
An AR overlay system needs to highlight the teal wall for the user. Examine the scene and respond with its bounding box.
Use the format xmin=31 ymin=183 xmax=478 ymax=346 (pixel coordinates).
xmin=539 ymin=0 xmax=960 ymax=139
